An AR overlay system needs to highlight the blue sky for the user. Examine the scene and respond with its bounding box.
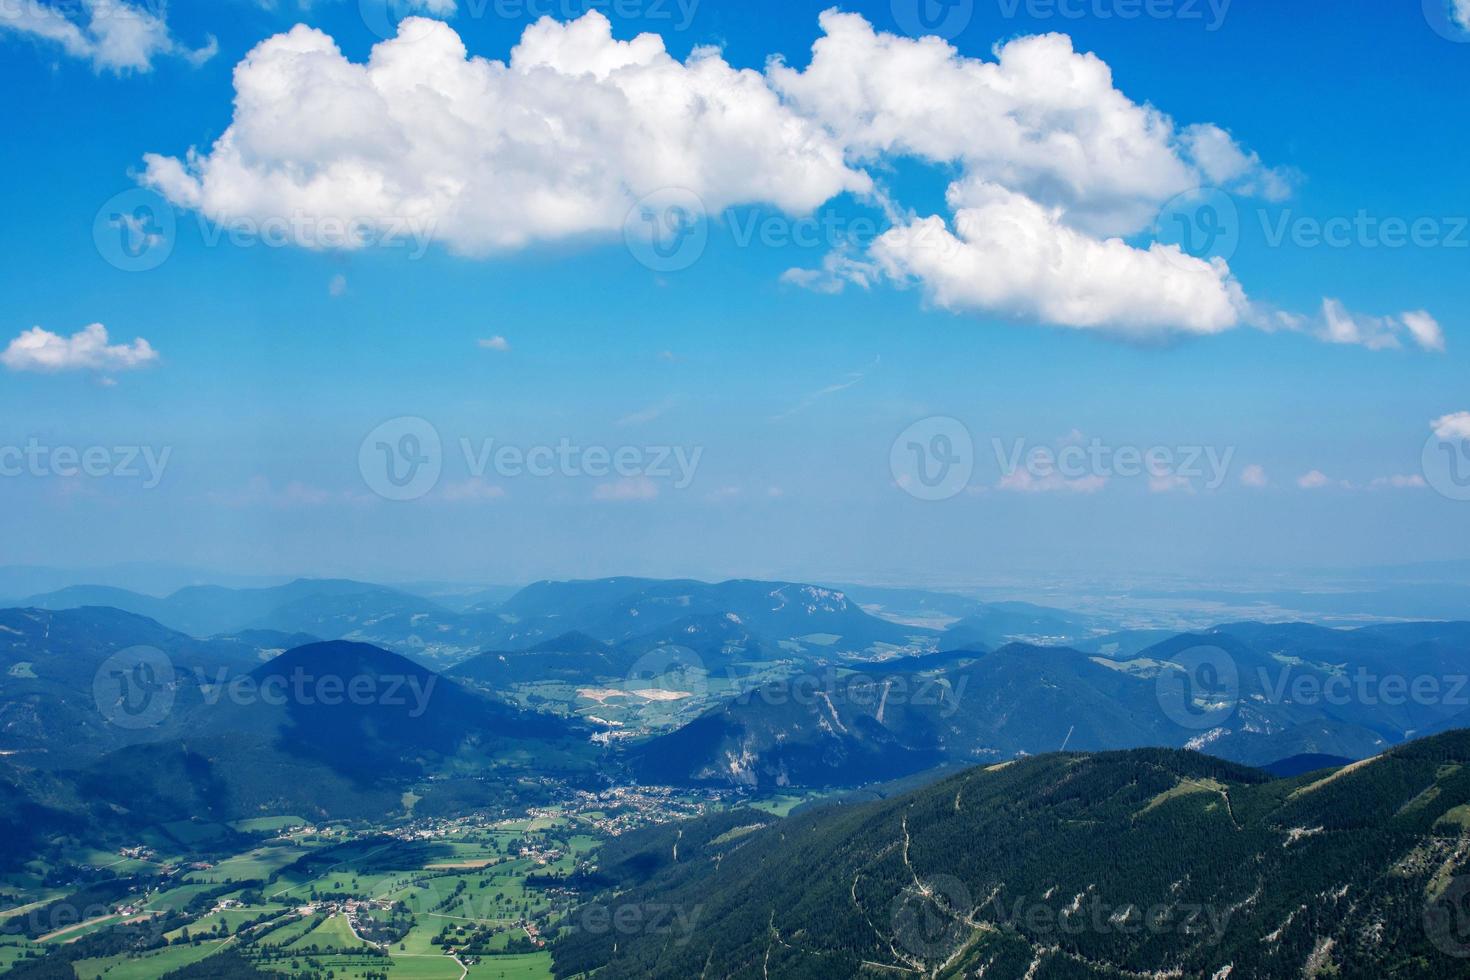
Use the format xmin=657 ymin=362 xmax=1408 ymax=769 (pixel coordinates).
xmin=0 ymin=0 xmax=1467 ymax=586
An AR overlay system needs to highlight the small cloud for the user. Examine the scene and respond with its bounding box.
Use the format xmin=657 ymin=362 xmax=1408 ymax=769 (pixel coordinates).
xmin=593 ymin=476 xmax=659 ymax=501
xmin=1240 ymin=464 xmax=1268 ymax=488
xmin=329 ymin=274 xmax=348 ymax=297
xmin=1297 ymin=470 xmax=1332 ymax=489
xmin=616 ymin=399 xmax=675 ymax=428
xmin=1369 ymin=474 xmax=1427 ymax=490
xmin=997 ymin=471 xmax=1108 ymax=494
xmin=705 ymin=485 xmax=743 ymax=503
xmin=1148 ymin=474 xmax=1195 ymax=494
xmin=770 ymin=369 xmax=867 ymax=422
xmin=1431 ymin=411 xmax=1470 ymax=441
xmin=658 ymin=350 xmax=680 ymax=363
xmin=781 ymin=249 xmax=880 ymax=295
xmin=439 ymin=479 xmax=507 ymax=502
xmin=1319 ymin=300 xmax=1445 ymax=352
xmin=1401 ymin=311 xmax=1446 ymax=353
xmin=478 ymin=335 xmax=511 ymax=352
xmin=207 ymin=476 xmax=334 ymax=508
xmin=2 ymin=323 xmax=158 ymax=374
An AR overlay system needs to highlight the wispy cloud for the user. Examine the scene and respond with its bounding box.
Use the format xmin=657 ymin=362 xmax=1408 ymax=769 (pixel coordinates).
xmin=0 ymin=0 xmax=215 ymax=73
xmin=592 ymin=476 xmax=659 ymax=502
xmin=439 ymin=479 xmax=508 ymax=502
xmin=1317 ymin=300 xmax=1445 ymax=352
xmin=616 ymin=398 xmax=676 ymax=428
xmin=770 ymin=367 xmax=871 ymax=422
xmin=1368 ymin=475 xmax=1427 ymax=490
xmin=996 ymin=471 xmax=1108 ymax=495
xmin=207 ymin=476 xmax=337 ymax=509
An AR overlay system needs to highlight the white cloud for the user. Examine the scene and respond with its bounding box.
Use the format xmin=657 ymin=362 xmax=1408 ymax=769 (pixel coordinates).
xmin=478 ymin=335 xmax=511 ymax=352
xmin=2 ymin=323 xmax=158 ymax=373
xmin=780 ymin=248 xmax=880 ymax=294
xmin=328 ymin=273 xmax=348 ymax=297
xmin=1319 ymin=300 xmax=1445 ymax=352
xmin=207 ymin=476 xmax=335 ymax=509
xmin=769 ymin=370 xmax=867 ymax=421
xmin=1369 ymin=475 xmax=1427 ymax=490
xmin=1456 ymin=0 xmax=1470 ymax=30
xmin=439 ymin=478 xmax=507 ymax=502
xmin=1432 ymin=411 xmax=1470 ymax=441
xmin=1240 ymin=464 xmax=1268 ymax=488
xmin=768 ymin=14 xmax=1281 ymax=237
xmin=997 ymin=470 xmax=1107 ymax=494
xmin=1148 ymin=474 xmax=1195 ymax=494
xmin=592 ymin=476 xmax=660 ymax=501
xmin=139 ymin=10 xmax=1434 ymax=347
xmin=1297 ymin=470 xmax=1331 ymax=489
xmin=142 ymin=13 xmax=866 ymax=255
xmin=871 ymin=181 xmax=1244 ymax=337
xmin=0 ymin=0 xmax=214 ymax=73
xmin=1400 ymin=310 xmax=1447 ymax=352
xmin=615 ymin=399 xmax=674 ymax=427
xmin=1179 ymin=124 xmax=1293 ymax=202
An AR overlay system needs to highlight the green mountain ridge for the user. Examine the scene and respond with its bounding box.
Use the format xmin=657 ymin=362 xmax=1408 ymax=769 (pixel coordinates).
xmin=557 ymin=730 xmax=1470 ymax=978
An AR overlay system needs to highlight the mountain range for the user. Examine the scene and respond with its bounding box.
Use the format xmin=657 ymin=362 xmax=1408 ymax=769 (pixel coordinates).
xmin=557 ymin=729 xmax=1470 ymax=978
xmin=17 ymin=576 xmax=939 ymax=668
xmin=632 ymin=620 xmax=1470 ymax=788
